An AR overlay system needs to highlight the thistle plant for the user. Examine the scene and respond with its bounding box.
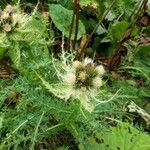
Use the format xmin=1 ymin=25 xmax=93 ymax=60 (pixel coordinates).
xmin=0 ymin=4 xmax=49 ymax=45
xmin=0 ymin=4 xmax=31 ymax=52
xmin=36 ymin=49 xmax=105 ymax=112
xmin=0 ymin=4 xmax=50 ymax=67
xmin=0 ymin=5 xmax=28 ymax=33
xmin=63 ymin=57 xmax=105 ymax=112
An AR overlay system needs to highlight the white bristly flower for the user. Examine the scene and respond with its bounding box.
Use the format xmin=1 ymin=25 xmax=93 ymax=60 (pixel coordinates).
xmin=92 ymin=77 xmax=102 ymax=88
xmin=12 ymin=13 xmax=29 ymax=27
xmin=95 ymin=65 xmax=105 ymax=76
xmin=78 ymin=71 xmax=87 ymax=82
xmin=3 ymin=23 xmax=11 ymax=32
xmin=4 ymin=5 xmax=16 ymax=14
xmin=83 ymin=57 xmax=93 ymax=66
xmin=64 ymin=73 xmax=76 ymax=86
xmin=37 ymin=53 xmax=106 ymax=112
xmin=1 ymin=12 xmax=9 ymax=20
xmin=73 ymin=60 xmax=82 ymax=69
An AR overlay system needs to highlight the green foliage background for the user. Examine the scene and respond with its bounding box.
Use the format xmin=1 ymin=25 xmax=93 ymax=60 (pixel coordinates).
xmin=0 ymin=0 xmax=150 ymax=149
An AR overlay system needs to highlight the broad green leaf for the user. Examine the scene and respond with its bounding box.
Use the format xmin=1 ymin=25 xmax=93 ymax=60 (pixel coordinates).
xmin=49 ymin=4 xmax=85 ymax=40
xmin=80 ymin=123 xmax=150 ymax=150
xmin=101 ymin=124 xmax=150 ymax=150
xmin=143 ymin=26 xmax=150 ymax=36
xmin=109 ymin=21 xmax=130 ymax=42
xmin=98 ymin=123 xmax=150 ymax=150
xmin=105 ymin=11 xmax=116 ymax=21
xmin=135 ymin=45 xmax=150 ymax=68
xmin=105 ymin=0 xmax=137 ymax=20
xmin=59 ymin=0 xmax=73 ymax=9
xmin=96 ymin=25 xmax=107 ymax=35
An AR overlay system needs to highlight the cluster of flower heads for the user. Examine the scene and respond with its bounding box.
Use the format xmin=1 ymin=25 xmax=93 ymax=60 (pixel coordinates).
xmin=64 ymin=58 xmax=105 ymax=92
xmin=37 ymin=55 xmax=105 ymax=112
xmin=0 ymin=5 xmax=26 ymax=32
xmin=61 ymin=57 xmax=105 ymax=112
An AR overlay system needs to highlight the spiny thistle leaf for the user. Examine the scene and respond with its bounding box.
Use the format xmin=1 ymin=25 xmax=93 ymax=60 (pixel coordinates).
xmin=35 ymin=71 xmax=70 ymax=100
xmin=109 ymin=21 xmax=130 ymax=42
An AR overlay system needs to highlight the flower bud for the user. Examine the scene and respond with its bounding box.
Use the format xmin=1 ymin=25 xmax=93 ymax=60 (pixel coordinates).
xmin=78 ymin=71 xmax=87 ymax=82
xmin=95 ymin=65 xmax=105 ymax=76
xmin=64 ymin=73 xmax=76 ymax=86
xmin=92 ymin=77 xmax=102 ymax=88
xmin=4 ymin=5 xmax=16 ymax=15
xmin=1 ymin=12 xmax=9 ymax=20
xmin=73 ymin=60 xmax=82 ymax=69
xmin=83 ymin=57 xmax=93 ymax=66
xmin=3 ymin=23 xmax=12 ymax=32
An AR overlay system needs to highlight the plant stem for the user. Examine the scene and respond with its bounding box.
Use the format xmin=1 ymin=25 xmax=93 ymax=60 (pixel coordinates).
xmin=30 ymin=112 xmax=45 ymax=150
xmin=108 ymin=0 xmax=148 ymax=70
xmin=73 ymin=0 xmax=80 ymax=50
xmin=69 ymin=0 xmax=76 ymax=49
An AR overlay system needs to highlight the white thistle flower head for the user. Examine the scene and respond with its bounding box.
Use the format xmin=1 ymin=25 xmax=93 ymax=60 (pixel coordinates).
xmin=0 ymin=5 xmax=29 ymax=32
xmin=91 ymin=3 xmax=98 ymax=10
xmin=73 ymin=60 xmax=82 ymax=69
xmin=12 ymin=13 xmax=25 ymax=27
xmin=92 ymin=77 xmax=102 ymax=88
xmin=78 ymin=71 xmax=87 ymax=82
xmin=4 ymin=5 xmax=16 ymax=15
xmin=95 ymin=65 xmax=105 ymax=76
xmin=83 ymin=57 xmax=93 ymax=66
xmin=3 ymin=23 xmax=12 ymax=32
xmin=50 ymin=55 xmax=105 ymax=112
xmin=1 ymin=5 xmax=16 ymax=21
xmin=64 ymin=73 xmax=76 ymax=86
xmin=1 ymin=11 xmax=9 ymax=20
